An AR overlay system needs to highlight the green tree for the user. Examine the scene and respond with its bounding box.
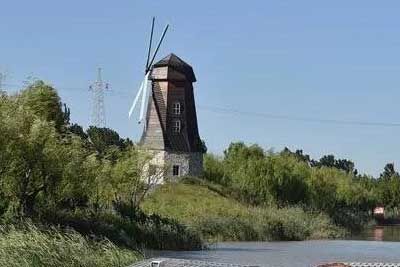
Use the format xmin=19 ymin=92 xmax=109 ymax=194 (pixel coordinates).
xmin=68 ymin=123 xmax=88 ymax=140
xmin=268 ymin=154 xmax=310 ymax=206
xmin=281 ymin=147 xmax=312 ymax=163
xmin=380 ymin=163 xmax=398 ymax=180
xmin=375 ymin=163 xmax=400 ymax=208
xmin=203 ymin=154 xmax=227 ymax=185
xmin=95 ymin=148 xmax=162 ymax=218
xmin=56 ymin=136 xmax=93 ymax=210
xmin=1 ymin=114 xmax=66 ymax=216
xmin=313 ymin=154 xmax=357 ymax=175
xmin=0 ymin=97 xmax=12 ymax=216
xmin=19 ymin=81 xmax=69 ymax=132
xmin=0 ymin=83 xmax=75 ymax=216
xmin=222 ymin=142 xmax=268 ymax=204
xmin=222 ymin=142 xmax=310 ymax=206
xmin=86 ymin=126 xmax=128 ymax=155
xmin=308 ymin=167 xmax=339 ymax=213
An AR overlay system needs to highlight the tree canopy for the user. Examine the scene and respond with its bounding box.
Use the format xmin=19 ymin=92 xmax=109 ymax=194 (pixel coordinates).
xmin=0 ymin=81 xmax=153 ymax=218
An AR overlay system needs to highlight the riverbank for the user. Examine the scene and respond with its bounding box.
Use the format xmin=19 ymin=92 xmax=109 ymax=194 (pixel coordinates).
xmin=142 ymin=181 xmax=344 ymax=242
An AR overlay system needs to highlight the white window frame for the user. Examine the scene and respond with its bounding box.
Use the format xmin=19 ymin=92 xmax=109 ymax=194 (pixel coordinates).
xmin=172 ymin=119 xmax=181 ymax=133
xmin=172 ymin=102 xmax=181 ymax=115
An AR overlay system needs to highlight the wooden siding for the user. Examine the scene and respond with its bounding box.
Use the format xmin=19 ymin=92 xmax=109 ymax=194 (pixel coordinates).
xmin=140 ymin=81 xmax=168 ymax=149
xmin=141 ymin=56 xmax=202 ymax=153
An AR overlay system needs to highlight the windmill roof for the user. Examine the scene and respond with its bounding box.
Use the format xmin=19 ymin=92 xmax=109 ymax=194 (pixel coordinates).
xmin=153 ymin=53 xmax=196 ymax=82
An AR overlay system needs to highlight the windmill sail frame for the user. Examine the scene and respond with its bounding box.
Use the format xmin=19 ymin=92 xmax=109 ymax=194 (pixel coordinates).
xmin=129 ymin=17 xmax=169 ymax=124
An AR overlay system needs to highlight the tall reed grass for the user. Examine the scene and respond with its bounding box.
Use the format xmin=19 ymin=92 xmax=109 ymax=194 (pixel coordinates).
xmin=0 ymin=223 xmax=141 ymax=267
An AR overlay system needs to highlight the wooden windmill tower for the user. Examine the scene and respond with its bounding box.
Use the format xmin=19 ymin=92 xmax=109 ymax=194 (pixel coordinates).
xmin=129 ymin=18 xmax=203 ymax=178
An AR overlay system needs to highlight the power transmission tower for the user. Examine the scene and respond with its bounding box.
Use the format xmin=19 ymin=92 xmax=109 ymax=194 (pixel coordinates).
xmin=0 ymin=72 xmax=6 ymax=95
xmin=89 ymin=68 xmax=110 ymax=127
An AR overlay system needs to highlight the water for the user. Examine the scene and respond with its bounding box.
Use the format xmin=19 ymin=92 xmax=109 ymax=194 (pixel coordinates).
xmin=350 ymin=225 xmax=400 ymax=242
xmin=148 ymin=226 xmax=400 ymax=267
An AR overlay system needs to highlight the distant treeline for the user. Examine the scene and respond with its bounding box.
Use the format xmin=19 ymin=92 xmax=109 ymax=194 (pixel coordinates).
xmin=203 ymin=143 xmax=400 ymax=229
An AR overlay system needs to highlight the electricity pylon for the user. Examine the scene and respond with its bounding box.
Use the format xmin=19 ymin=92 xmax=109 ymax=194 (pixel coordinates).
xmin=0 ymin=72 xmax=6 ymax=95
xmin=89 ymin=68 xmax=110 ymax=127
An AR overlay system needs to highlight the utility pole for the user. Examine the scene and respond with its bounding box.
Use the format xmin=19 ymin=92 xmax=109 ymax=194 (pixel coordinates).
xmin=89 ymin=68 xmax=109 ymax=127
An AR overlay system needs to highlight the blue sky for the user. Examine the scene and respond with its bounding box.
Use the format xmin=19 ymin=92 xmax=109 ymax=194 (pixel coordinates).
xmin=1 ymin=0 xmax=400 ymax=176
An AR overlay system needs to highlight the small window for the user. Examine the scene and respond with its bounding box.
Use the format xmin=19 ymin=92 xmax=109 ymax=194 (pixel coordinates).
xmin=172 ymin=120 xmax=181 ymax=133
xmin=172 ymin=165 xmax=180 ymax=176
xmin=172 ymin=102 xmax=181 ymax=115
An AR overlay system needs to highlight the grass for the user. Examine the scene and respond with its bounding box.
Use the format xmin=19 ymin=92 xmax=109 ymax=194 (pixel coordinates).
xmin=142 ymin=181 xmax=344 ymax=241
xmin=143 ymin=180 xmax=250 ymax=223
xmin=0 ymin=223 xmax=142 ymax=267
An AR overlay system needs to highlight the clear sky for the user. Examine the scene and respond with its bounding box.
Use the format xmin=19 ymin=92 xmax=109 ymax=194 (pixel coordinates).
xmin=1 ymin=0 xmax=400 ymax=176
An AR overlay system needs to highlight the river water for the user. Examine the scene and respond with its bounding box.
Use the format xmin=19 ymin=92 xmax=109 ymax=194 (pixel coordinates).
xmin=148 ymin=226 xmax=400 ymax=267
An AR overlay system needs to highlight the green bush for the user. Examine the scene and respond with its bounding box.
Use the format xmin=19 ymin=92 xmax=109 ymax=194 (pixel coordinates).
xmin=203 ymin=154 xmax=229 ymax=185
xmin=261 ymin=207 xmax=343 ymax=241
xmin=195 ymin=216 xmax=259 ymax=241
xmin=0 ymin=223 xmax=141 ymax=267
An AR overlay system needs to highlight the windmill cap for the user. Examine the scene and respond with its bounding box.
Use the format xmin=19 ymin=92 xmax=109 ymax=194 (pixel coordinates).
xmin=152 ymin=53 xmax=196 ymax=82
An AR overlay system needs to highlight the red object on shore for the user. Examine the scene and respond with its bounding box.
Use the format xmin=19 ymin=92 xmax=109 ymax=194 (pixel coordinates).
xmin=374 ymin=206 xmax=385 ymax=219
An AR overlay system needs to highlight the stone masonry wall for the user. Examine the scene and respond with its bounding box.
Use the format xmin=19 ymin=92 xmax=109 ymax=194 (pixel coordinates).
xmin=187 ymin=152 xmax=203 ymax=177
xmin=164 ymin=151 xmax=203 ymax=178
xmin=146 ymin=150 xmax=203 ymax=183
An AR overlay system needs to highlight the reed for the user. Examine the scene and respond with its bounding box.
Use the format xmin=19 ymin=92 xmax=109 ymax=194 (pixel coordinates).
xmin=0 ymin=223 xmax=141 ymax=267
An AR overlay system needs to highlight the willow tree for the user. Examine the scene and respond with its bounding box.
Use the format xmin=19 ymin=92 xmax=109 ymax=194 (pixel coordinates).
xmin=0 ymin=103 xmax=67 ymax=215
xmin=0 ymin=82 xmax=72 ymax=216
xmin=94 ymin=148 xmax=163 ymax=219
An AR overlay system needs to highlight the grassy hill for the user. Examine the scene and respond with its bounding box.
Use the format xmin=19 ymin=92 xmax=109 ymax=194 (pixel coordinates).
xmin=142 ymin=179 xmax=344 ymax=242
xmin=143 ymin=180 xmax=249 ymax=223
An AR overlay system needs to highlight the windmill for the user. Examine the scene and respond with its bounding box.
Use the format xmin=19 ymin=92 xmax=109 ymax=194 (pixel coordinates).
xmin=128 ymin=17 xmax=169 ymax=125
xmin=128 ymin=18 xmax=204 ymax=179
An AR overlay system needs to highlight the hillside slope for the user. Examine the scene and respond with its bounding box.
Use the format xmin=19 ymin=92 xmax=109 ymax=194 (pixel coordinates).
xmin=142 ymin=181 xmax=343 ymax=241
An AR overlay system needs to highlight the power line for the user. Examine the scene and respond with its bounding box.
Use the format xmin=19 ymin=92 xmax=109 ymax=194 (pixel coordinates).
xmin=199 ymin=105 xmax=400 ymax=128
xmin=3 ymin=82 xmax=129 ymax=98
xmin=3 ymin=81 xmax=400 ymax=128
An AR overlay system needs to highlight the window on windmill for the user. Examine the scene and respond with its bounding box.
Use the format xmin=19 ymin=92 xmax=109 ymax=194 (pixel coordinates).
xmin=172 ymin=120 xmax=181 ymax=133
xmin=172 ymin=102 xmax=181 ymax=115
xmin=172 ymin=165 xmax=180 ymax=176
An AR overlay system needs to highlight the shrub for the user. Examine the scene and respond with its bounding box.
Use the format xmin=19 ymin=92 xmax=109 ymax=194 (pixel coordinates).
xmin=261 ymin=207 xmax=343 ymax=241
xmin=195 ymin=216 xmax=259 ymax=241
xmin=203 ymin=154 xmax=228 ymax=185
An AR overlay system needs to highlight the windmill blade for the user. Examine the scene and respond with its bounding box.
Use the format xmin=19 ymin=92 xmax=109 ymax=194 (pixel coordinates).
xmin=128 ymin=78 xmax=145 ymax=118
xmin=147 ymin=24 xmax=169 ymax=71
xmin=138 ymin=72 xmax=150 ymax=123
xmin=145 ymin=17 xmax=155 ymax=71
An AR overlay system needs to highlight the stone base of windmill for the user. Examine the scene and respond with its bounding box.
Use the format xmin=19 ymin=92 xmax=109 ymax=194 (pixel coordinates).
xmin=148 ymin=150 xmax=203 ymax=183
